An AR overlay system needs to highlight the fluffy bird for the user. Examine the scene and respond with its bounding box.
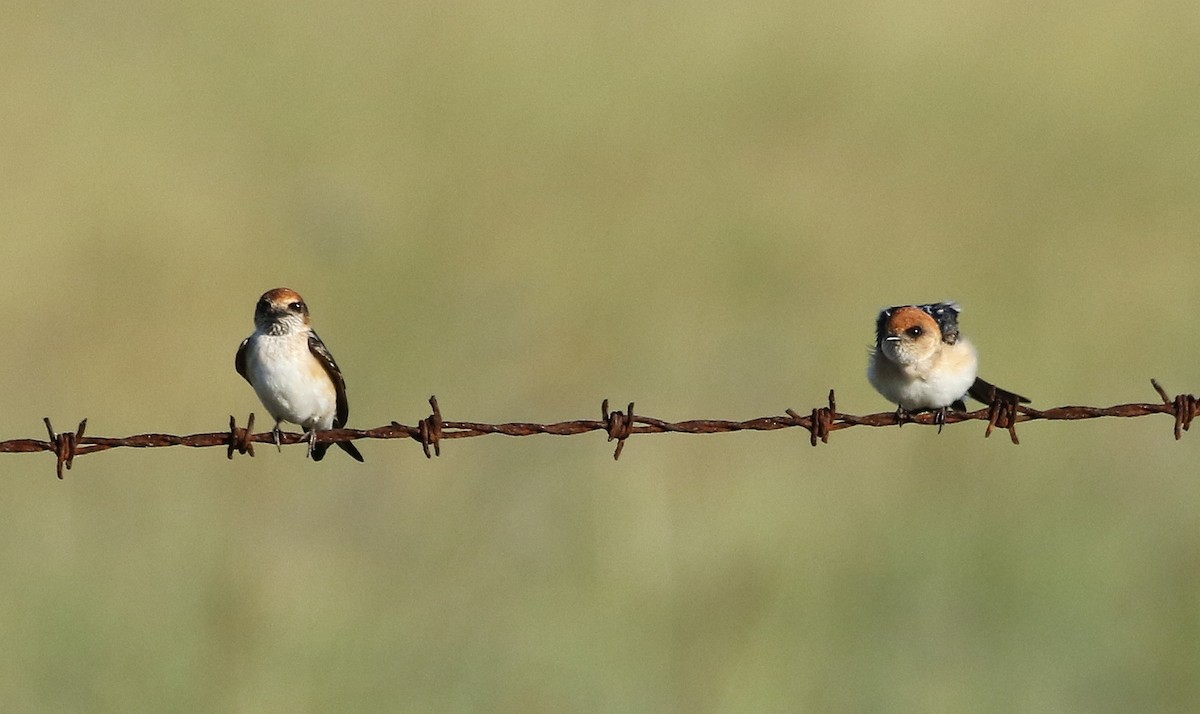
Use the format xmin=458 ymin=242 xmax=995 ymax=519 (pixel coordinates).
xmin=236 ymin=288 xmax=364 ymax=462
xmin=868 ymin=301 xmax=1028 ymax=429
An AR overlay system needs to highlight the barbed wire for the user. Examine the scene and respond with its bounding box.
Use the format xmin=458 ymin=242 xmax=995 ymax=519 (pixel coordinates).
xmin=7 ymin=380 xmax=1196 ymax=478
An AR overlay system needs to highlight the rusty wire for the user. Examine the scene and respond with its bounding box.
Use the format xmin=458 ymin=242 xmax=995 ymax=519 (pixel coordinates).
xmin=6 ymin=380 xmax=1197 ymax=478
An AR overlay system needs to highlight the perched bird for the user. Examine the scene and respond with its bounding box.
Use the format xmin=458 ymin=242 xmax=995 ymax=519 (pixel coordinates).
xmin=236 ymin=288 xmax=364 ymax=462
xmin=868 ymin=301 xmax=1028 ymax=429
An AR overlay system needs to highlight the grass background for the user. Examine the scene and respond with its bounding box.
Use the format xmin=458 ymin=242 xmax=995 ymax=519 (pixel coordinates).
xmin=3 ymin=1 xmax=1200 ymax=711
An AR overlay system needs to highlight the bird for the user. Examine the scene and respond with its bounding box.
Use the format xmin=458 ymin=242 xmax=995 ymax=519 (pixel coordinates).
xmin=867 ymin=301 xmax=1028 ymax=430
xmin=235 ymin=288 xmax=364 ymax=462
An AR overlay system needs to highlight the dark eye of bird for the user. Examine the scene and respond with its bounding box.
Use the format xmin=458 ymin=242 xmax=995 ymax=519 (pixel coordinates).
xmin=905 ymin=326 xmax=922 ymax=338
xmin=289 ymin=302 xmax=304 ymax=311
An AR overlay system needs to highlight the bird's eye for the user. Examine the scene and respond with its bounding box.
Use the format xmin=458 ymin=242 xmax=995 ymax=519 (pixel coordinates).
xmin=289 ymin=302 xmax=304 ymax=311
xmin=905 ymin=326 xmax=923 ymax=338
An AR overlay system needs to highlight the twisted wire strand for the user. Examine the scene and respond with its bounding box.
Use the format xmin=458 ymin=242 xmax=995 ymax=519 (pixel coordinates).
xmin=13 ymin=380 xmax=1196 ymax=478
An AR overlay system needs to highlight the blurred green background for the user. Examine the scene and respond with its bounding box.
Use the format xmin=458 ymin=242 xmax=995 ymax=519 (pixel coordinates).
xmin=2 ymin=0 xmax=1200 ymax=711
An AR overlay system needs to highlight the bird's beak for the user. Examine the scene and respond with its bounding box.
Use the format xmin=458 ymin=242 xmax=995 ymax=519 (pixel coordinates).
xmin=884 ymin=335 xmax=900 ymax=342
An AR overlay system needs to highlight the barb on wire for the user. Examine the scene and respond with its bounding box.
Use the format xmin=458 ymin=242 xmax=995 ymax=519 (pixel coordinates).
xmin=603 ymin=399 xmax=635 ymax=460
xmin=43 ymin=418 xmax=87 ymax=479
xmin=227 ymin=413 xmax=255 ymax=459
xmin=786 ymin=389 xmax=838 ymax=446
xmin=1152 ymin=378 xmax=1198 ymax=439
xmin=6 ymin=380 xmax=1195 ymax=478
xmin=409 ymin=396 xmax=443 ymax=458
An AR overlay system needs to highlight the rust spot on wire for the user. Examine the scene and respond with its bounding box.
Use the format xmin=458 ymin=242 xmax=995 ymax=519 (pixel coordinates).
xmin=44 ymin=418 xmax=86 ymax=479
xmin=602 ymin=399 xmax=635 ymax=460
xmin=784 ymin=409 xmax=806 ymax=438
xmin=227 ymin=413 xmax=256 ymax=459
xmin=418 ymin=396 xmax=444 ymax=458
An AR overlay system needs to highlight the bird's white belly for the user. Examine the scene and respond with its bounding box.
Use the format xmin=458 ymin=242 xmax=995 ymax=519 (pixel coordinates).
xmin=246 ymin=336 xmax=336 ymax=430
xmin=891 ymin=369 xmax=975 ymax=410
xmin=868 ymin=350 xmax=977 ymax=410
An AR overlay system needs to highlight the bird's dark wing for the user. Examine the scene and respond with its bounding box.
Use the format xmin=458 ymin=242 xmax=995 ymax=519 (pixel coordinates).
xmin=308 ymin=331 xmax=364 ymax=462
xmin=235 ymin=338 xmax=252 ymax=385
xmin=308 ymin=331 xmax=349 ymax=427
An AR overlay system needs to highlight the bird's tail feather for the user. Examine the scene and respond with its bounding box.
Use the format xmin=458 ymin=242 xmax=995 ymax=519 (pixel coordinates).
xmin=968 ymin=377 xmax=1031 ymax=405
xmin=311 ymin=440 xmax=365 ymax=463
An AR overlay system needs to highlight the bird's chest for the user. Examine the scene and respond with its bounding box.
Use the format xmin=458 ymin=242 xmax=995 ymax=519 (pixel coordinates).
xmin=895 ymin=353 xmax=976 ymax=408
xmin=245 ymin=336 xmax=336 ymax=428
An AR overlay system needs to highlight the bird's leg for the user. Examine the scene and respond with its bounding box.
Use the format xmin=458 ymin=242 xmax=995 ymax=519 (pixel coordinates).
xmin=305 ymin=428 xmax=318 ymax=459
xmin=934 ymin=406 xmax=948 ymax=434
xmin=273 ymin=420 xmax=283 ymax=453
xmin=894 ymin=405 xmax=910 ymax=427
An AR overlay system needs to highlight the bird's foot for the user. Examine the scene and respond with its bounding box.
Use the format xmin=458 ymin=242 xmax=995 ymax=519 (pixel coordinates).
xmin=933 ymin=406 xmax=948 ymax=434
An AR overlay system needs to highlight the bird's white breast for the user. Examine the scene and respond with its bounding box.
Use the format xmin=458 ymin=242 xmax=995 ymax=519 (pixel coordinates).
xmin=244 ymin=333 xmax=337 ymax=429
xmin=868 ymin=339 xmax=978 ymax=410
